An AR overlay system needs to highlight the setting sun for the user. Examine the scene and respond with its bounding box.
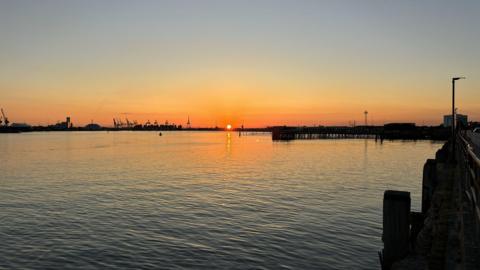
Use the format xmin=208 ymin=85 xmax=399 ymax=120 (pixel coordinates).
xmin=226 ymin=124 xmax=232 ymax=130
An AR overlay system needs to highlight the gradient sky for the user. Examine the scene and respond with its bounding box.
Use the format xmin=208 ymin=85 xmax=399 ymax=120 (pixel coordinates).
xmin=0 ymin=0 xmax=479 ymax=127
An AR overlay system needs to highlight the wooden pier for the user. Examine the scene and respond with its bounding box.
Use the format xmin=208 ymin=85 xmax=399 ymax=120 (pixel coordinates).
xmin=271 ymin=124 xmax=450 ymax=141
xmin=380 ymin=131 xmax=480 ymax=269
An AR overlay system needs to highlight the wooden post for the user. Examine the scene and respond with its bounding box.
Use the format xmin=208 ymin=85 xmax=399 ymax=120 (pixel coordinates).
xmin=382 ymin=190 xmax=411 ymax=269
xmin=435 ymin=142 xmax=449 ymax=162
xmin=422 ymin=159 xmax=437 ymax=214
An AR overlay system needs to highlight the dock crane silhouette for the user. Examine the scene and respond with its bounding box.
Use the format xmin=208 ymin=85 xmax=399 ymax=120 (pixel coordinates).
xmin=1 ymin=108 xmax=9 ymax=126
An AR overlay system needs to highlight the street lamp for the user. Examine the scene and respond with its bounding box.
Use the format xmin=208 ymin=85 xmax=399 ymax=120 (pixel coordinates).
xmin=452 ymin=76 xmax=465 ymax=162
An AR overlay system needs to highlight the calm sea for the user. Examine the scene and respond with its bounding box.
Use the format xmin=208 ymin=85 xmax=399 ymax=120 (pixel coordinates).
xmin=0 ymin=131 xmax=442 ymax=269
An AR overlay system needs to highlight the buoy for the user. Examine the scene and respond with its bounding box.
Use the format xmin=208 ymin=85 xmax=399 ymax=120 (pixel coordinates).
xmin=159 ymin=132 xmax=162 ymax=136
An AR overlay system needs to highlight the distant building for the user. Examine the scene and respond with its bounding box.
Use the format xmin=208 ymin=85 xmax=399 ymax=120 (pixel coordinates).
xmin=50 ymin=117 xmax=72 ymax=130
xmin=10 ymin=123 xmax=31 ymax=128
xmin=444 ymin=114 xmax=467 ymax=127
xmin=85 ymin=123 xmax=102 ymax=130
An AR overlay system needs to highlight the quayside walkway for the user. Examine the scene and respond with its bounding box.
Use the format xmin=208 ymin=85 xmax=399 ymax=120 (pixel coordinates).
xmin=380 ymin=131 xmax=480 ymax=270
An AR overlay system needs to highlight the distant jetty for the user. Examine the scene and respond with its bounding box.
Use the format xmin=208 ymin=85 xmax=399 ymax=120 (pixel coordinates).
xmin=271 ymin=123 xmax=450 ymax=141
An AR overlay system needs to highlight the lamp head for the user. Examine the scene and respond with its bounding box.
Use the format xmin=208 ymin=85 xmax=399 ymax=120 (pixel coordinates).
xmin=452 ymin=76 xmax=466 ymax=81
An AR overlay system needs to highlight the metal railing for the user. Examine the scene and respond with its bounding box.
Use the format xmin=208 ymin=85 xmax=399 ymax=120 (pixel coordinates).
xmin=457 ymin=132 xmax=480 ymax=239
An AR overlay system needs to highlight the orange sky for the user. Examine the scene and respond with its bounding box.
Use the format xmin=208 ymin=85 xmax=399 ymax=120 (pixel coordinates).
xmin=1 ymin=1 xmax=479 ymax=127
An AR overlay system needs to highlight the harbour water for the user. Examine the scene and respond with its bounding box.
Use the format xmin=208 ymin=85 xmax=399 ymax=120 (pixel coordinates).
xmin=0 ymin=131 xmax=442 ymax=269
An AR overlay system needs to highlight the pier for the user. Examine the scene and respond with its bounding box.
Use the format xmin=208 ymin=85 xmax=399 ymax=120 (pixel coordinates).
xmin=271 ymin=124 xmax=450 ymax=141
xmin=380 ymin=130 xmax=480 ymax=269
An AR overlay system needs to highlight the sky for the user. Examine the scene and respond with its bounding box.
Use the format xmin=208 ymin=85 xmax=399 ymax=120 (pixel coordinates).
xmin=0 ymin=0 xmax=479 ymax=127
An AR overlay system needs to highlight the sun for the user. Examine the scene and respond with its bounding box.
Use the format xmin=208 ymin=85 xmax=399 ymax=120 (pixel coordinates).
xmin=226 ymin=124 xmax=232 ymax=130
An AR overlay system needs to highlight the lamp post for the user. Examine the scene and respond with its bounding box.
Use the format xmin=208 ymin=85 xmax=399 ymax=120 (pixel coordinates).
xmin=452 ymin=76 xmax=465 ymax=162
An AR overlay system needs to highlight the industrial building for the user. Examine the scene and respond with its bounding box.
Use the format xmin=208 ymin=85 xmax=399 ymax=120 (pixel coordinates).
xmin=443 ymin=114 xmax=468 ymax=127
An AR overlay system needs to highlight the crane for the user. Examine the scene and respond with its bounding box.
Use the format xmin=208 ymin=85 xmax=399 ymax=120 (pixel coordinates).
xmin=1 ymin=108 xmax=9 ymax=126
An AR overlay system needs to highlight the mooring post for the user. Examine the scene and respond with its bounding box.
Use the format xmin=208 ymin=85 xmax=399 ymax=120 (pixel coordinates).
xmin=382 ymin=190 xmax=411 ymax=269
xmin=422 ymin=159 xmax=437 ymax=215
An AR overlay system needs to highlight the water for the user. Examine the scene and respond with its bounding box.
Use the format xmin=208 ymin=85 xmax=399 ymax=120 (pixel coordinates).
xmin=0 ymin=131 xmax=442 ymax=269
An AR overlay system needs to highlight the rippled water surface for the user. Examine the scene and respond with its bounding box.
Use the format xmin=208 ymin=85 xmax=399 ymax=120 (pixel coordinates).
xmin=0 ymin=131 xmax=442 ymax=269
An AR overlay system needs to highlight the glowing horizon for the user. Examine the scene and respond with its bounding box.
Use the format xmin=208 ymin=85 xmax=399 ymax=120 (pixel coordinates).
xmin=1 ymin=1 xmax=479 ymax=127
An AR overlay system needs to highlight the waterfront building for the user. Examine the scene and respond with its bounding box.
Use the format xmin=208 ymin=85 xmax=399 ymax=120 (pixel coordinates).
xmin=443 ymin=114 xmax=467 ymax=127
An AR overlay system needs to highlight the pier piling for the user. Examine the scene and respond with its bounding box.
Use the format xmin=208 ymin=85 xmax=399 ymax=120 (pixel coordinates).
xmin=422 ymin=159 xmax=437 ymax=215
xmin=382 ymin=190 xmax=411 ymax=269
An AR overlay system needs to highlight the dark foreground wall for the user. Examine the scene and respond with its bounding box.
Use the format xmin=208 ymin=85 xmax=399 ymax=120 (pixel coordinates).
xmin=381 ymin=138 xmax=480 ymax=270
